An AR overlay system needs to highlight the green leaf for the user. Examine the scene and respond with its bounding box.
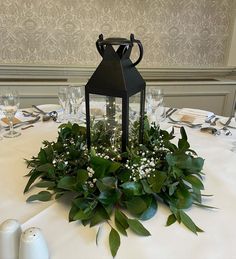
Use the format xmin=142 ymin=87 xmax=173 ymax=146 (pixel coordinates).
xmin=139 ymin=196 xmax=157 ymax=221
xmin=57 ymin=176 xmax=76 ymax=191
xmin=90 ymin=205 xmax=110 ymax=227
xmin=125 ymin=197 xmax=147 ymax=215
xmin=115 ymin=218 xmax=127 ymax=236
xmin=178 ymin=139 xmax=190 ymax=152
xmin=166 ymin=214 xmax=177 ymax=226
xmin=193 ymin=202 xmax=218 ymax=209
xmin=127 ymin=219 xmax=151 ymax=236
xmin=26 ymin=191 xmax=52 ymax=202
xmin=115 ymin=210 xmax=129 ymax=229
xmin=76 ymin=169 xmax=88 ymax=184
xmin=121 ymin=182 xmax=143 ymax=196
xmin=98 ymin=189 xmax=121 ymax=206
xmin=179 ymin=210 xmax=203 ymax=234
xmin=190 ymin=157 xmax=204 ymax=172
xmin=96 ymin=177 xmax=117 ymax=192
xmin=174 ymin=184 xmax=193 ymax=209
xmin=96 ymin=226 xmax=102 ymax=246
xmin=69 ymin=204 xmax=78 ymax=222
xmin=90 ymin=157 xmax=120 ymax=178
xmin=24 ymin=170 xmax=43 ymax=193
xmin=109 ymin=228 xmax=120 ymax=258
xmin=73 ymin=209 xmax=92 ymax=221
xmin=35 ymin=181 xmax=55 ymax=188
xmin=36 ymin=163 xmax=54 ymax=172
xmin=147 ymin=171 xmax=167 ymax=193
xmin=180 ymin=127 xmax=187 ymax=140
xmin=38 ymin=149 xmax=47 ymax=164
xmin=141 ymin=179 xmax=153 ymax=194
xmin=184 ymin=175 xmax=204 ymax=190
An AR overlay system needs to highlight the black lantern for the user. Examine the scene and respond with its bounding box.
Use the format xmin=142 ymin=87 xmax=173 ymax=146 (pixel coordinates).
xmin=85 ymin=34 xmax=146 ymax=152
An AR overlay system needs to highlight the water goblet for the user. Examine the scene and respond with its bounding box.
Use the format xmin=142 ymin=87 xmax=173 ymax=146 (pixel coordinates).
xmin=146 ymin=87 xmax=165 ymax=124
xmin=68 ymin=86 xmax=85 ymax=123
xmin=58 ymin=86 xmax=70 ymax=122
xmin=2 ymin=90 xmax=21 ymax=138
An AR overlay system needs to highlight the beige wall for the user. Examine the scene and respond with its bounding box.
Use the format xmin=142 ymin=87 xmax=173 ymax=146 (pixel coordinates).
xmin=0 ymin=0 xmax=235 ymax=68
xmin=228 ymin=2 xmax=236 ymax=66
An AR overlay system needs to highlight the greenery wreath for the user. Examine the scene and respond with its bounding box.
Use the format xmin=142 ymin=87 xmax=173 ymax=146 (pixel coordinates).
xmin=24 ymin=118 xmax=211 ymax=257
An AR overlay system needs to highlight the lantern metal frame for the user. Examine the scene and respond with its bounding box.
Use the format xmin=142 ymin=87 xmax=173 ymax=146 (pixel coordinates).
xmin=85 ymin=34 xmax=146 ymax=153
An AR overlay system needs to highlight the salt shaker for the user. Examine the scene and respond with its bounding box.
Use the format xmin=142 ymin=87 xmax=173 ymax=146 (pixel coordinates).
xmin=0 ymin=219 xmax=22 ymax=259
xmin=19 ymin=227 xmax=50 ymax=259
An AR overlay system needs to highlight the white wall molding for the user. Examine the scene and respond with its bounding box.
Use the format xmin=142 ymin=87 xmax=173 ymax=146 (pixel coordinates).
xmin=0 ymin=65 xmax=235 ymax=115
xmin=0 ymin=65 xmax=235 ymax=81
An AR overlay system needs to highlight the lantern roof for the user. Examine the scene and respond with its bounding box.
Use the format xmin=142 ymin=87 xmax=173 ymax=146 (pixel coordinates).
xmin=85 ymin=35 xmax=146 ymax=98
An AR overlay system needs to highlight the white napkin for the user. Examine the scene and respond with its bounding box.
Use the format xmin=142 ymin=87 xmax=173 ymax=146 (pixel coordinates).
xmin=175 ymin=108 xmax=214 ymax=124
xmin=177 ymin=108 xmax=212 ymax=118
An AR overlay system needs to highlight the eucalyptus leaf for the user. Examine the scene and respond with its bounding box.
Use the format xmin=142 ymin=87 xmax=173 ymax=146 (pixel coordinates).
xmin=57 ymin=176 xmax=76 ymax=191
xmin=115 ymin=218 xmax=127 ymax=236
xmin=115 ymin=210 xmax=129 ymax=229
xmin=109 ymin=228 xmax=120 ymax=258
xmin=125 ymin=196 xmax=147 ymax=215
xmin=184 ymin=175 xmax=204 ymax=190
xmin=127 ymin=219 xmax=151 ymax=236
xmin=121 ymin=182 xmax=143 ymax=196
xmin=179 ymin=210 xmax=203 ymax=234
xmin=26 ymin=191 xmax=52 ymax=202
xmin=139 ymin=196 xmax=157 ymax=221
xmin=166 ymin=214 xmax=177 ymax=226
xmin=24 ymin=170 xmax=44 ymax=193
xmin=35 ymin=181 xmax=55 ymax=188
xmin=173 ymin=184 xmax=193 ymax=209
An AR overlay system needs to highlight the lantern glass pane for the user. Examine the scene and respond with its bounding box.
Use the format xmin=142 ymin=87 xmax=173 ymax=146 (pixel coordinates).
xmin=88 ymin=94 xmax=122 ymax=151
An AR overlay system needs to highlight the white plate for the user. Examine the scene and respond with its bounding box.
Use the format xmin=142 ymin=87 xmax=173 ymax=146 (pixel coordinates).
xmin=219 ymin=117 xmax=236 ymax=128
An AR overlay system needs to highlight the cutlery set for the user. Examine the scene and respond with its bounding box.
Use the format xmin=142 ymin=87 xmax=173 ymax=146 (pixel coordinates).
xmin=2 ymin=105 xmax=58 ymax=131
xmin=1 ymin=105 xmax=234 ymax=135
xmin=165 ymin=107 xmax=234 ymax=135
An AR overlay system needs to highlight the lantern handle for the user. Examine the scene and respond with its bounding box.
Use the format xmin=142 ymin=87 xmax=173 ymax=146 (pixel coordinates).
xmin=96 ymin=34 xmax=105 ymax=57
xmin=130 ymin=34 xmax=143 ymax=66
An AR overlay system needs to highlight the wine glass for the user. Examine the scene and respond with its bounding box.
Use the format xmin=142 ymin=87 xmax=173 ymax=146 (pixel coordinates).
xmin=68 ymin=86 xmax=84 ymax=123
xmin=146 ymin=87 xmax=166 ymax=125
xmin=2 ymin=89 xmax=21 ymax=138
xmin=58 ymin=86 xmax=70 ymax=122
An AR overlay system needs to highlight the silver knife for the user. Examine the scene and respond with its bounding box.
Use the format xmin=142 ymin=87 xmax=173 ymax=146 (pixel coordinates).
xmin=224 ymin=116 xmax=233 ymax=127
xmin=166 ymin=108 xmax=177 ymax=118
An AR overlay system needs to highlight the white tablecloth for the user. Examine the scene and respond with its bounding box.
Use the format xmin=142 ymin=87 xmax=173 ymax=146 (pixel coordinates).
xmin=1 ymin=108 xmax=236 ymax=259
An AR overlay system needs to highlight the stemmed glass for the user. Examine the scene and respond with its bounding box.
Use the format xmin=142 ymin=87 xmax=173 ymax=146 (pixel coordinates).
xmin=58 ymin=86 xmax=70 ymax=122
xmin=146 ymin=87 xmax=166 ymax=125
xmin=2 ymin=89 xmax=21 ymax=138
xmin=68 ymin=86 xmax=84 ymax=123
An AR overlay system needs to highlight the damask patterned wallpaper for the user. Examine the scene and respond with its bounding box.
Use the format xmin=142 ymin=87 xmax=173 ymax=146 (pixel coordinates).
xmin=0 ymin=0 xmax=235 ymax=67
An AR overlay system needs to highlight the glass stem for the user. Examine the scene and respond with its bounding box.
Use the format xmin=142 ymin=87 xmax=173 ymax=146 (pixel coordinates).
xmin=9 ymin=119 xmax=14 ymax=136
